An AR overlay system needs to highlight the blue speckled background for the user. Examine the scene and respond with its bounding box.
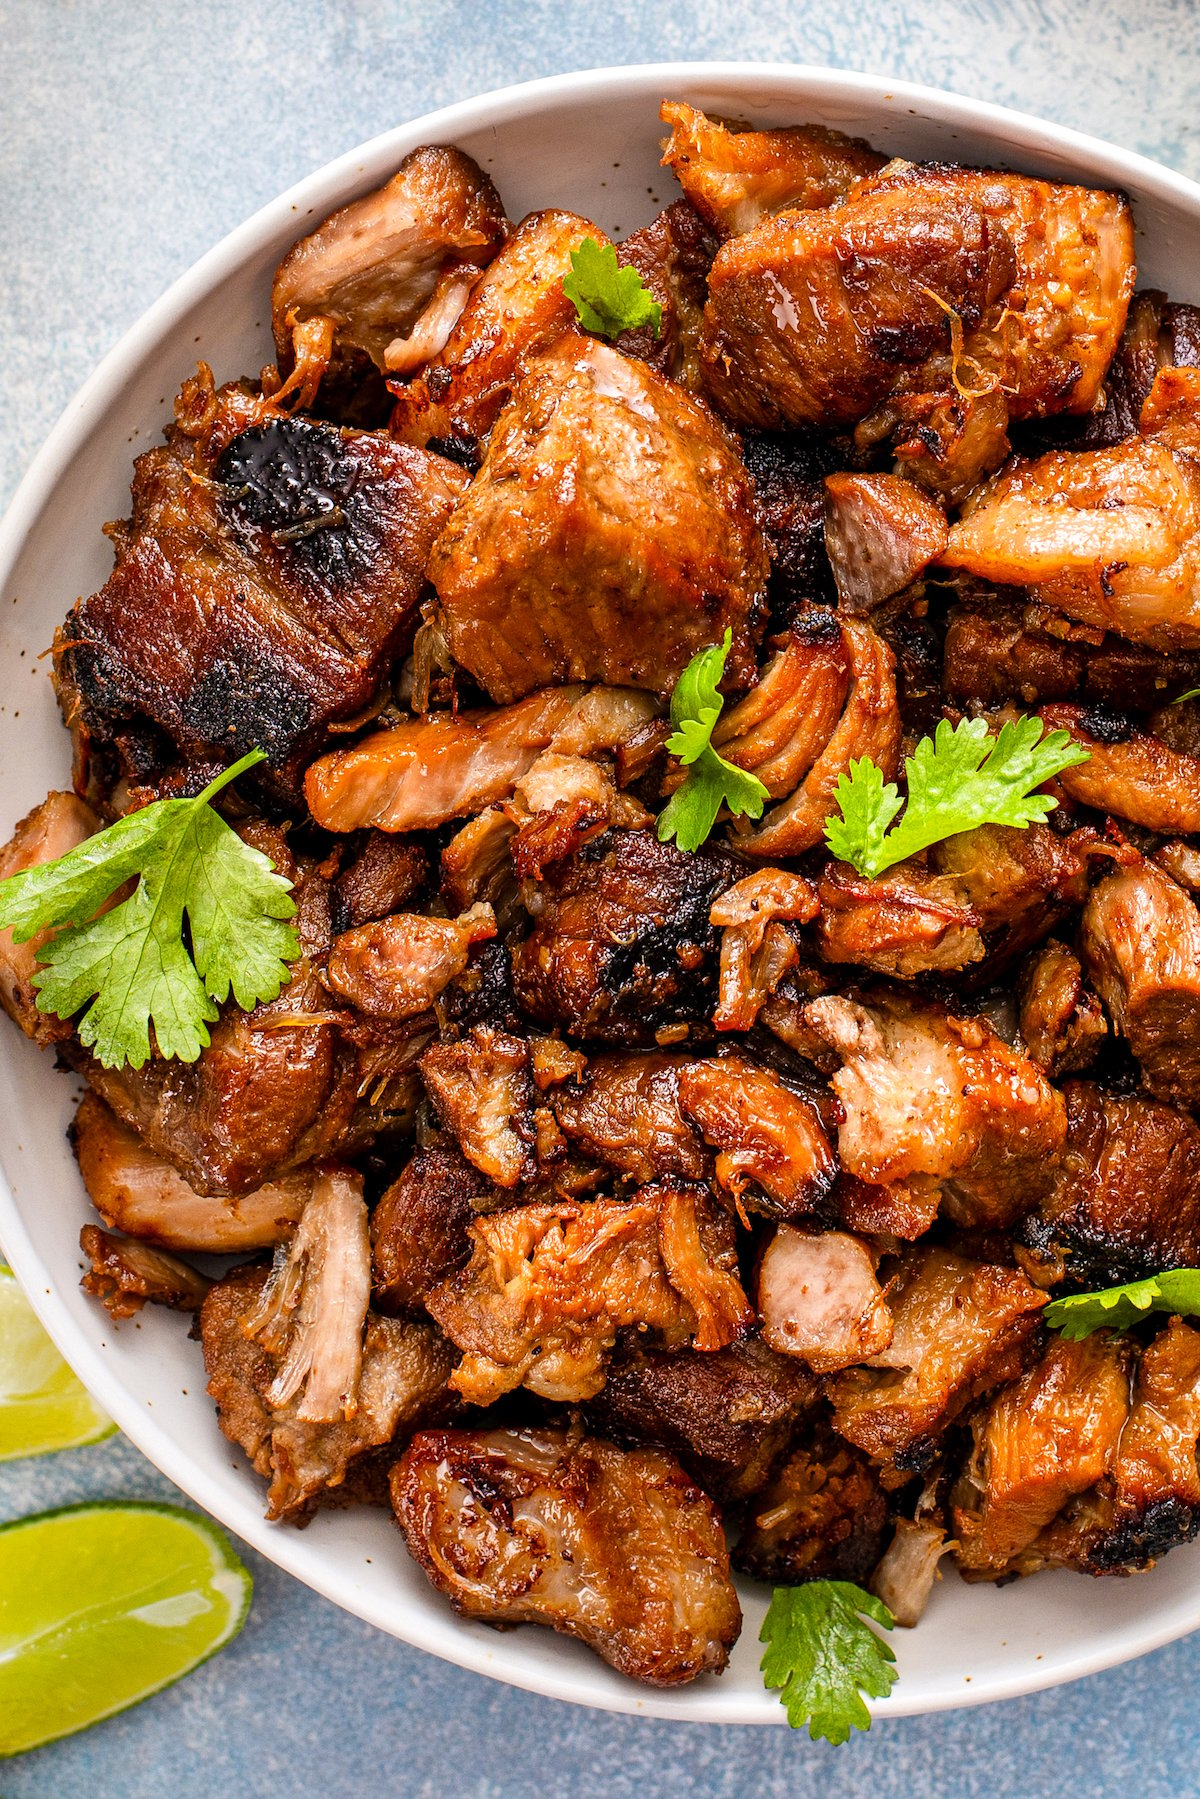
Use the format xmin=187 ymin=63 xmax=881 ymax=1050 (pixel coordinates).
xmin=4 ymin=4 xmax=1200 ymax=1793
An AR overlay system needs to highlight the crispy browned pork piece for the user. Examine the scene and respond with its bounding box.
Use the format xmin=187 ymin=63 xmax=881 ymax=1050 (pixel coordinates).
xmin=930 ymin=819 xmax=1100 ymax=969
xmin=614 ymin=200 xmax=718 ymax=387
xmin=325 ymin=902 xmax=495 ymax=1019
xmin=1081 ymin=861 xmax=1200 ymax=1109
xmin=305 ymin=685 xmax=658 ymax=834
xmin=389 ymin=210 xmax=597 ymax=447
xmin=700 ymin=162 xmax=1133 ymax=437
xmin=393 ymin=1426 xmax=742 ymax=1685
xmin=371 ymin=1146 xmax=497 ymax=1312
xmin=79 ymin=1224 xmax=211 ymax=1319
xmin=425 ymin=1185 xmax=751 ymax=1405
xmin=871 ymin=1518 xmax=950 ymax=1628
xmin=426 ymin=334 xmax=767 ymax=703
xmin=756 ymin=1226 xmax=893 ymax=1372
xmin=659 ymin=100 xmax=884 ymax=236
xmin=942 ymin=372 xmax=1200 ymax=651
xmin=822 ymin=473 xmax=949 ymax=614
xmin=0 ymin=791 xmax=98 ymax=1044
xmin=720 ymin=616 xmax=901 ymax=860
xmin=202 ymin=1173 xmax=454 ymax=1520
xmin=830 ymin=1246 xmax=1046 ymax=1476
xmin=942 ymin=599 xmax=1200 ymax=711
xmin=1039 ymin=704 xmax=1200 ymax=832
xmin=420 ymin=1025 xmax=536 ymax=1187
xmin=709 ymin=867 xmax=818 ymax=1030
xmin=1017 ymin=941 xmax=1107 ymax=1077
xmin=549 ymin=1051 xmax=710 ymax=1183
xmin=331 ymin=834 xmax=428 ymax=931
xmin=55 ymin=396 xmax=466 ymax=803
xmin=512 ymin=829 xmax=734 ymax=1044
xmin=952 ymin=1333 xmax=1132 ymax=1577
xmin=1021 ymin=1081 xmax=1200 ymax=1284
xmin=271 ymin=145 xmax=507 ymax=416
xmin=585 ymin=1336 xmax=815 ymax=1502
xmin=815 ymin=861 xmax=984 ymax=978
xmin=676 ymin=1056 xmax=838 ymax=1219
xmin=735 ymin=1423 xmax=889 ymax=1586
xmin=737 ymin=432 xmax=839 ymax=615
xmin=71 ymin=1091 xmax=311 ymax=1251
xmin=803 ymin=990 xmax=1066 ymax=1227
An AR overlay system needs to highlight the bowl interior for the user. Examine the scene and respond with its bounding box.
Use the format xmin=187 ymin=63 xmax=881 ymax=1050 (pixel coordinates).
xmin=3 ymin=62 xmax=1200 ymax=1723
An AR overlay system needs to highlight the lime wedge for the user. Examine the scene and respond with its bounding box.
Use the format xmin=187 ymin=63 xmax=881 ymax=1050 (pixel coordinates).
xmin=0 ymin=1501 xmax=253 ymax=1755
xmin=0 ymin=1263 xmax=115 ymax=1459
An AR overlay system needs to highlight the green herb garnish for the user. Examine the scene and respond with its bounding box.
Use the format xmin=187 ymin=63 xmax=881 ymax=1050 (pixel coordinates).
xmin=760 ymin=1581 xmax=897 ymax=1743
xmin=1045 ymin=1270 xmax=1200 ymax=1339
xmin=656 ymin=631 xmax=769 ymax=853
xmin=562 ymin=237 xmax=663 ymax=340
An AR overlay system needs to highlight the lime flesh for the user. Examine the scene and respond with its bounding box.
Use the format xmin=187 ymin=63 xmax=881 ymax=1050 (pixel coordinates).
xmin=0 ymin=1500 xmax=252 ymax=1755
xmin=0 ymin=1265 xmax=114 ymax=1459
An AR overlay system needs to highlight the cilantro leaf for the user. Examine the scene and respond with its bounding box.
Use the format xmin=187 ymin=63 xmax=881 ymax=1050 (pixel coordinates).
xmin=656 ymin=630 xmax=769 ymax=853
xmin=562 ymin=237 xmax=663 ymax=340
xmin=1045 ymin=1269 xmax=1200 ymax=1340
xmin=0 ymin=750 xmax=299 ymax=1070
xmin=1172 ymin=687 xmax=1200 ymax=706
xmin=823 ymin=715 xmax=1091 ymax=880
xmin=760 ymin=1581 xmax=897 ymax=1744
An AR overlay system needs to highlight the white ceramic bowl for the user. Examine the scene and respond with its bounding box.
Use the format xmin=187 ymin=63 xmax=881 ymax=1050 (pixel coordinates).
xmin=3 ymin=62 xmax=1200 ymax=1725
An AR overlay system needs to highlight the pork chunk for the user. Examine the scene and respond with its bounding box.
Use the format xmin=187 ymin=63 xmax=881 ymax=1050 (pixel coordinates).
xmin=756 ymin=1226 xmax=893 ymax=1372
xmin=325 ymin=903 xmax=495 ymax=1019
xmin=830 ymin=1246 xmax=1046 ymax=1473
xmin=55 ymin=406 xmax=466 ymax=800
xmin=79 ymin=1225 xmax=211 ymax=1319
xmin=942 ymin=600 xmax=1200 ymax=712
xmin=425 ymin=1186 xmax=751 ymax=1406
xmin=676 ymin=1056 xmax=837 ymax=1220
xmin=71 ymin=1091 xmax=312 ymax=1251
xmin=271 ymin=145 xmax=506 ymax=415
xmin=1040 ymin=704 xmax=1200 ymax=832
xmin=1081 ymin=862 xmax=1200 ymax=1109
xmin=823 ymin=472 xmax=948 ymax=613
xmin=735 ymin=1424 xmax=890 ymax=1586
xmin=803 ymin=991 xmax=1066 ymax=1227
xmin=427 ymin=335 xmax=766 ymax=703
xmin=392 ymin=1426 xmax=742 ymax=1685
xmin=613 ymin=200 xmax=718 ymax=387
xmin=815 ymin=862 xmax=984 ymax=978
xmin=584 ymin=1336 xmax=815 ymax=1502
xmin=420 ymin=1025 xmax=535 ymax=1188
xmin=371 ymin=1146 xmax=496 ymax=1312
xmin=549 ymin=1052 xmax=709 ymax=1184
xmin=0 ymin=791 xmax=98 ymax=1044
xmin=512 ymin=830 xmax=733 ymax=1045
xmin=659 ymin=100 xmax=883 ymax=236
xmin=1017 ymin=940 xmax=1106 ymax=1077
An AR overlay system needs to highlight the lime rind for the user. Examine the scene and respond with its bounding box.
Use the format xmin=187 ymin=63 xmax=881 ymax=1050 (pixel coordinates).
xmin=0 ymin=1264 xmax=116 ymax=1460
xmin=0 ymin=1499 xmax=253 ymax=1756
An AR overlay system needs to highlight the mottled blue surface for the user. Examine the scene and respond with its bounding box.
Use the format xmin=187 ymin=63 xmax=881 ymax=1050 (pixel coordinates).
xmin=4 ymin=3 xmax=1200 ymax=1793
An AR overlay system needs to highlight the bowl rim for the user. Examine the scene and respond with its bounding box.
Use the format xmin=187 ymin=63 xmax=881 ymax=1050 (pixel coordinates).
xmin=4 ymin=58 xmax=1200 ymax=1726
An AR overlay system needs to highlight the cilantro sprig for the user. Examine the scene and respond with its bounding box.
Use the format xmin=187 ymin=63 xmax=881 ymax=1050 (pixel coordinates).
xmin=823 ymin=714 xmax=1091 ymax=881
xmin=562 ymin=237 xmax=663 ymax=340
xmin=1045 ymin=1270 xmax=1200 ymax=1340
xmin=761 ymin=1581 xmax=897 ymax=1743
xmin=656 ymin=630 xmax=769 ymax=853
xmin=0 ymin=750 xmax=300 ymax=1070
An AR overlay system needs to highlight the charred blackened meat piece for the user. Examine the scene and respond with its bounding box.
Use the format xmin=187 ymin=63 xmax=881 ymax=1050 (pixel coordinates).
xmin=802 ymin=990 xmax=1066 ymax=1228
xmin=737 ymin=431 xmax=838 ymax=616
xmin=829 ymin=1246 xmax=1046 ymax=1474
xmin=585 ymin=1336 xmax=815 ymax=1502
xmin=756 ymin=1226 xmax=893 ymax=1372
xmin=1087 ymin=1320 xmax=1200 ymax=1571
xmin=425 ymin=1185 xmax=751 ymax=1405
xmin=201 ymin=1173 xmax=455 ymax=1520
xmin=305 ymin=685 xmax=658 ymax=834
xmin=389 ymin=210 xmax=597 ymax=447
xmin=392 ymin=1426 xmax=742 ymax=1685
xmin=71 ymin=1090 xmax=312 ymax=1251
xmin=822 ymin=473 xmax=948 ymax=614
xmin=0 ymin=791 xmax=98 ymax=1044
xmin=512 ymin=830 xmax=734 ymax=1045
xmin=420 ymin=1025 xmax=535 ymax=1188
xmin=427 ymin=334 xmax=767 ymax=704
xmin=371 ymin=1145 xmax=498 ymax=1312
xmin=1017 ymin=941 xmax=1106 ymax=1077
xmin=549 ymin=1052 xmax=709 ymax=1184
xmin=676 ymin=1055 xmax=838 ymax=1220
xmin=54 ymin=405 xmax=466 ymax=801
xmin=660 ymin=101 xmax=884 ymax=237
xmin=942 ymin=599 xmax=1200 ymax=712
xmin=1023 ymin=1081 xmax=1200 ymax=1285
xmin=613 ymin=200 xmax=718 ymax=388
xmin=951 ymin=1333 xmax=1131 ymax=1577
xmin=271 ymin=144 xmax=507 ymax=418
xmin=1081 ymin=862 xmax=1200 ymax=1110
xmin=734 ymin=1423 xmax=889 ymax=1586
xmin=79 ymin=1225 xmax=211 ymax=1320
